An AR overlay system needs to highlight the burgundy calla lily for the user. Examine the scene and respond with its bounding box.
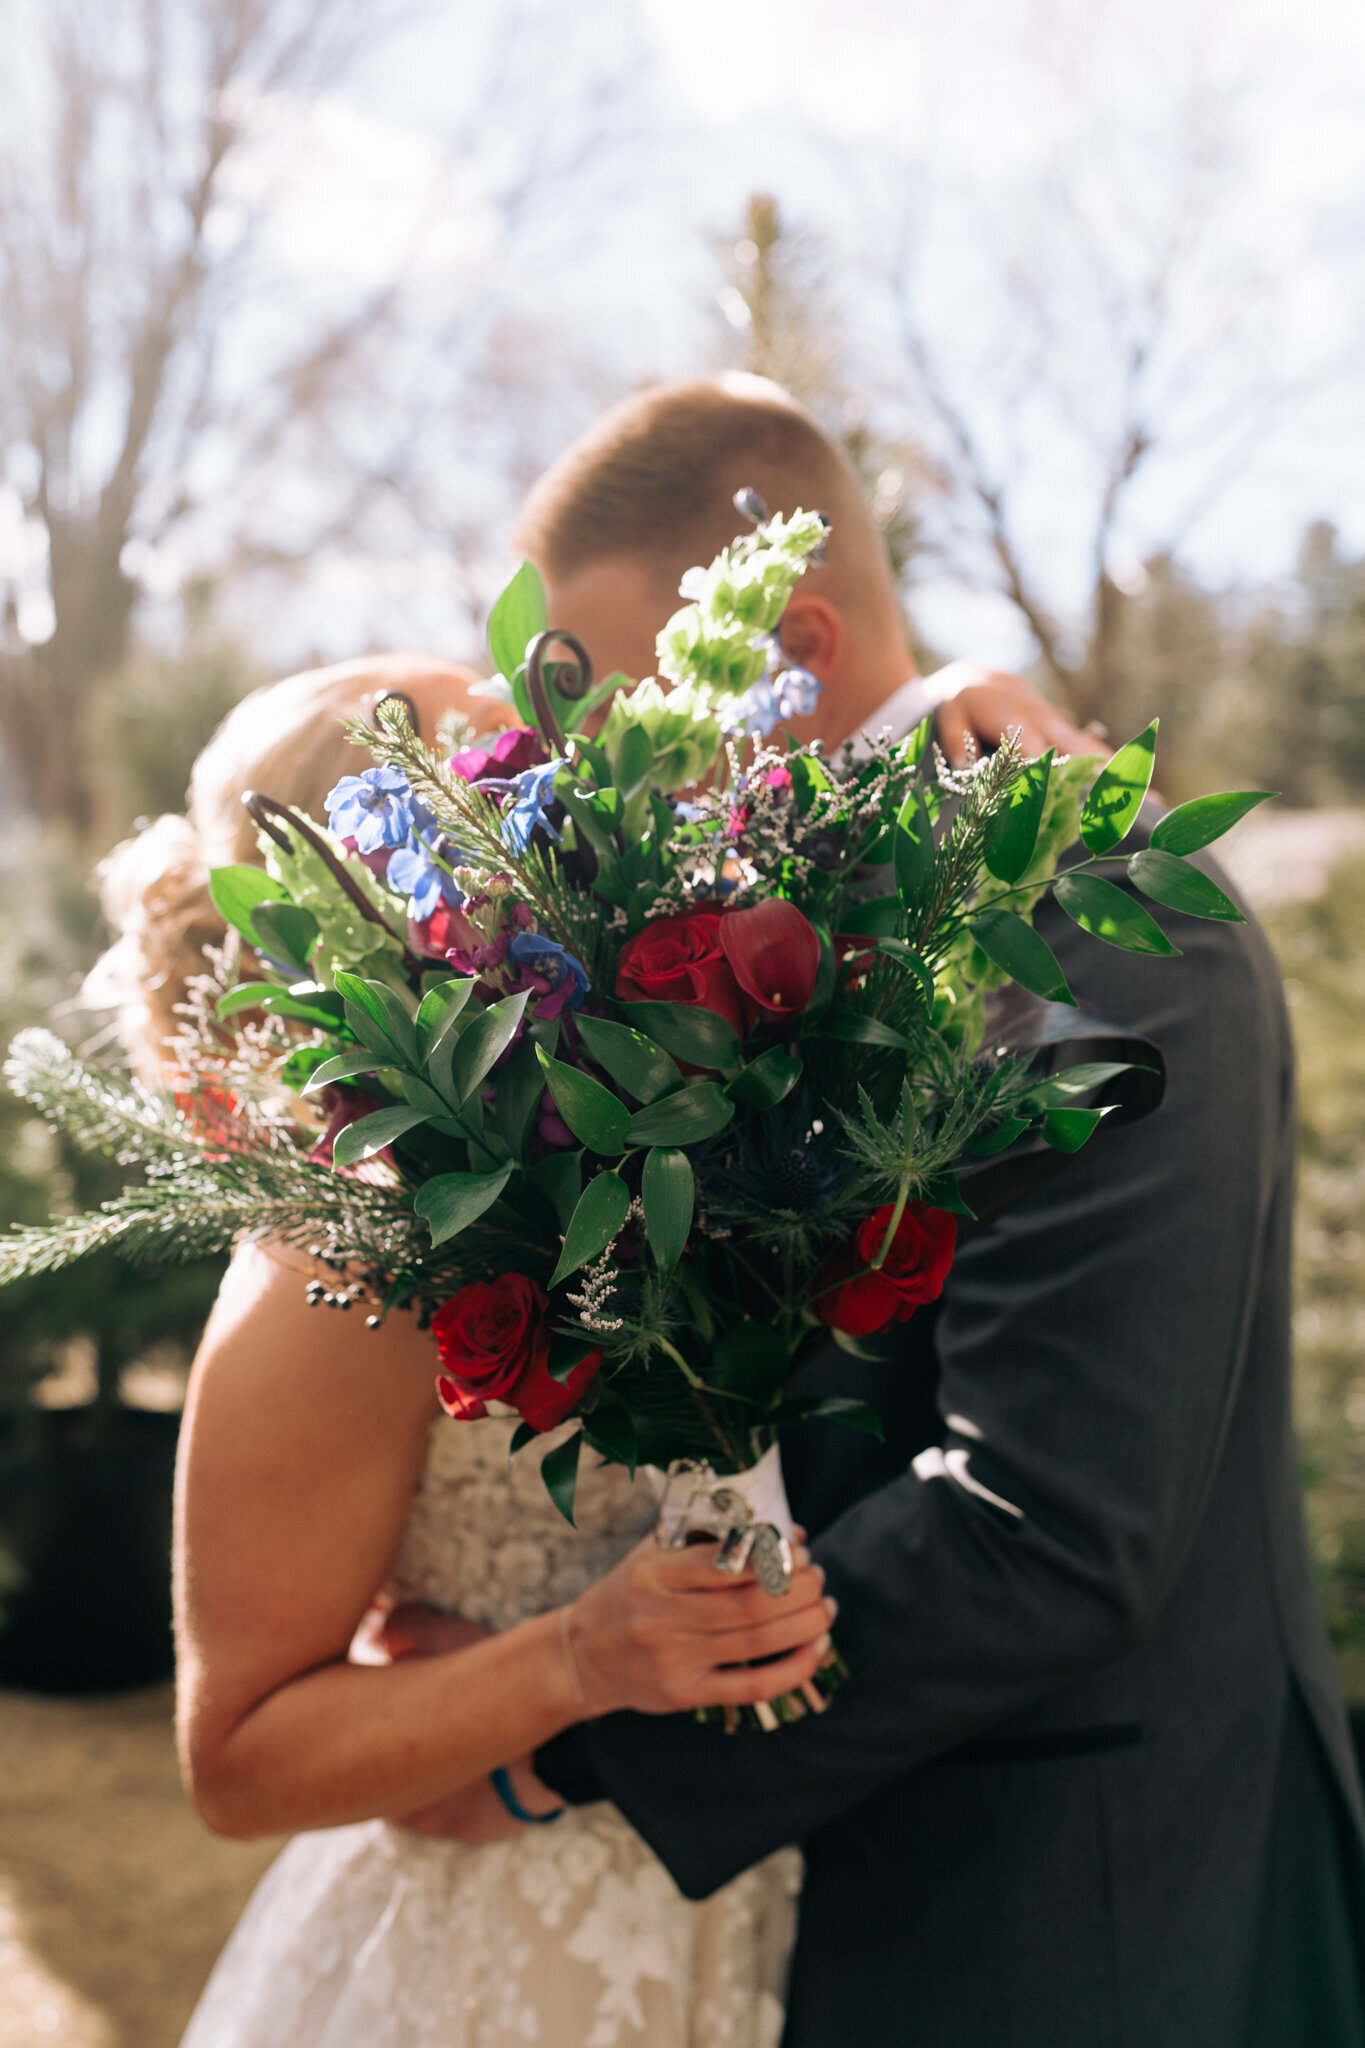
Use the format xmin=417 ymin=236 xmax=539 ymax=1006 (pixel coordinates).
xmin=718 ymin=898 xmax=821 ymax=1023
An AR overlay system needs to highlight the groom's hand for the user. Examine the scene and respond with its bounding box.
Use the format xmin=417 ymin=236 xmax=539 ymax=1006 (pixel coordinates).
xmin=376 ymin=1603 xmax=530 ymax=1840
xmin=926 ymin=661 xmax=1109 ymax=769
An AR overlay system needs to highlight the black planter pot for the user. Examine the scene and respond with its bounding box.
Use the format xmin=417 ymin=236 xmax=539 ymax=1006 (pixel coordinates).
xmin=0 ymin=1404 xmax=180 ymax=1694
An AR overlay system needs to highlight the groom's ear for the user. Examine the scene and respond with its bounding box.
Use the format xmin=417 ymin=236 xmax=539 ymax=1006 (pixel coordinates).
xmin=778 ymin=594 xmax=844 ymax=682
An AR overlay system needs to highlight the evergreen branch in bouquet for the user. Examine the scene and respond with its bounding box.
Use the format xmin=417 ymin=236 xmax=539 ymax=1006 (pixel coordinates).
xmin=3 ymin=1028 xmax=264 ymax=1171
xmin=910 ymin=733 xmax=1034 ymax=964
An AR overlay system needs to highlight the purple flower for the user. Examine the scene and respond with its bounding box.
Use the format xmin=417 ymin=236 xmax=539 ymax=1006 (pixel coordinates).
xmin=450 ymin=727 xmax=548 ymax=783
xmin=326 ymin=766 xmax=413 ymax=854
xmin=507 ymin=930 xmax=589 ymax=1017
xmin=386 ymin=834 xmax=464 ymax=922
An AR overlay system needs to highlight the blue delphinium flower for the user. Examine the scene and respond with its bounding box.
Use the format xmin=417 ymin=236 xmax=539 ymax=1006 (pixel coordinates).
xmin=721 ymin=678 xmax=783 ymax=739
xmin=773 ymin=665 xmax=822 ymax=718
xmin=485 ymin=758 xmax=566 ymax=857
xmin=507 ymin=930 xmax=590 ymax=1010
xmin=386 ymin=834 xmax=464 ymax=922
xmin=326 ymin=765 xmax=414 ymax=854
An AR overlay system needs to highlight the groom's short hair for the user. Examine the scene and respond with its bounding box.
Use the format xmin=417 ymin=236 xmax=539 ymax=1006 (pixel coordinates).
xmin=515 ymin=373 xmax=895 ymax=612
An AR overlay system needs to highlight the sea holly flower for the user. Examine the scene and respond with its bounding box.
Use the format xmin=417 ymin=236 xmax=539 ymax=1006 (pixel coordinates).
xmin=484 ymin=758 xmax=567 ymax=857
xmin=325 ymin=765 xmax=414 ymax=855
xmin=386 ymin=833 xmax=465 ymax=923
xmin=718 ymin=898 xmax=821 ymax=1023
xmin=507 ymin=930 xmax=590 ymax=1017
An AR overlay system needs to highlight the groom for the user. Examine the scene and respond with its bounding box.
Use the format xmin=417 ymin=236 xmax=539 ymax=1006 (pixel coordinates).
xmin=401 ymin=376 xmax=1365 ymax=2045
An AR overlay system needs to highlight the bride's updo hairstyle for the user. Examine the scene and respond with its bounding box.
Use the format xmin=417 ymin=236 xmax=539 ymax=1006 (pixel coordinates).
xmin=88 ymin=655 xmax=481 ymax=1080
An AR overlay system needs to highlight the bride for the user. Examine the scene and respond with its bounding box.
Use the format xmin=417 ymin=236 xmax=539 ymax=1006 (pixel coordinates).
xmin=93 ymin=653 xmax=830 ymax=2048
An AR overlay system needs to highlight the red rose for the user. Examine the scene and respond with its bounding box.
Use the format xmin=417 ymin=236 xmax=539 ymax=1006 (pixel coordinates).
xmin=614 ymin=908 xmax=746 ymax=1037
xmin=718 ymin=897 xmax=821 ymax=1024
xmin=815 ymin=1201 xmax=957 ymax=1336
xmin=432 ymin=1272 xmax=601 ymax=1431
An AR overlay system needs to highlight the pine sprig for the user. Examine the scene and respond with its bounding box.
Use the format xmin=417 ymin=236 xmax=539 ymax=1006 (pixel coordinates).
xmin=4 ymin=1028 xmax=237 ymax=1170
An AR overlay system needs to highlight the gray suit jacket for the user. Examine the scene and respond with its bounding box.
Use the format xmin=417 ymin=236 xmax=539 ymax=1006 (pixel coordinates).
xmin=543 ymin=839 xmax=1365 ymax=2045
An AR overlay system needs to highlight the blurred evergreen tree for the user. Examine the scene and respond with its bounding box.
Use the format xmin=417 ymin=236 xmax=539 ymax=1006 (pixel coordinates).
xmin=712 ymin=194 xmax=934 ymax=661
xmin=1264 ymin=857 xmax=1365 ymax=1705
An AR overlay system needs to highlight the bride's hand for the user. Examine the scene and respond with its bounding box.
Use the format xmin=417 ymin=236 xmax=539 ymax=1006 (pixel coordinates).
xmin=566 ymin=1535 xmax=835 ymax=1718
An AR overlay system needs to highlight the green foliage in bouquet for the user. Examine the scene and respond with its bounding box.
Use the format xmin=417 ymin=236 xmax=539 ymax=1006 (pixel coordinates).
xmin=0 ymin=496 xmax=1273 ymax=1542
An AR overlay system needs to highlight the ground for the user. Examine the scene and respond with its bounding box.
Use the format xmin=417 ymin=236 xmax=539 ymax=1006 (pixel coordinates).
xmin=0 ymin=1685 xmax=280 ymax=2048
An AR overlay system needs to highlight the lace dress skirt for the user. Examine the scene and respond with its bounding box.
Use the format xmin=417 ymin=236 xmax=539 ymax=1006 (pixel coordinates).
xmin=179 ymin=1417 xmax=802 ymax=2048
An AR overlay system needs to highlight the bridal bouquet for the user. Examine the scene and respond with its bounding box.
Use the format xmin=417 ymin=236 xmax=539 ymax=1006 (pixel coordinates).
xmin=1 ymin=496 xmax=1268 ymax=1724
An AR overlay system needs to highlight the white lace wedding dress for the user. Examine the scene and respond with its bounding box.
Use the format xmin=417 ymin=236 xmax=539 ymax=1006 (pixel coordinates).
xmin=179 ymin=1415 xmax=802 ymax=2048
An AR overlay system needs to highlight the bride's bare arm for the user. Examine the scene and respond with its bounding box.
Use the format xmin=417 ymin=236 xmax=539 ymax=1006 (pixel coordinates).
xmin=177 ymin=1245 xmax=833 ymax=1840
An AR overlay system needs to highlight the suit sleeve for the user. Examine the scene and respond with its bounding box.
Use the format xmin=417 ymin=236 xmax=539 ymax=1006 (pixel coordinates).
xmin=571 ymin=876 xmax=1294 ymax=1898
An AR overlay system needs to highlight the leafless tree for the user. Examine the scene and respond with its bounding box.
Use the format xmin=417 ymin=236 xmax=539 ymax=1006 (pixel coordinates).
xmin=868 ymin=45 xmax=1357 ymax=728
xmin=0 ymin=0 xmax=648 ymax=832
xmin=713 ymin=192 xmax=928 ymax=593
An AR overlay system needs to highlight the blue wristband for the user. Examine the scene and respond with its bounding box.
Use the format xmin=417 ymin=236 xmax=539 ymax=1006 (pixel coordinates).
xmin=490 ymin=1765 xmax=563 ymax=1825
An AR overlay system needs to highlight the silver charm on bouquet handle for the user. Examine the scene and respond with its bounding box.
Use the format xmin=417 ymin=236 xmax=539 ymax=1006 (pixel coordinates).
xmin=654 ymin=1458 xmax=794 ymax=1597
xmin=647 ymin=1445 xmax=845 ymax=1731
xmin=651 ymin=1451 xmax=794 ymax=1596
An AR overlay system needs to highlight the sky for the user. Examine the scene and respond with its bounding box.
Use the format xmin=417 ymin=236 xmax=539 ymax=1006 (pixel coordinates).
xmin=9 ymin=0 xmax=1362 ymax=673
xmin=287 ymin=0 xmax=1365 ymax=669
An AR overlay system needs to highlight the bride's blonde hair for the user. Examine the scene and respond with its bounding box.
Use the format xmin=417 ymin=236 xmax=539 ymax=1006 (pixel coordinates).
xmin=87 ymin=654 xmax=482 ymax=1079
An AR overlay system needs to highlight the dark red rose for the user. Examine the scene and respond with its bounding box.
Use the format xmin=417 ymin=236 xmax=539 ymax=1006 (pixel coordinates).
xmin=450 ymin=726 xmax=547 ymax=783
xmin=614 ymin=907 xmax=746 ymax=1037
xmin=409 ymin=901 xmax=478 ymax=959
xmin=815 ymin=1201 xmax=957 ymax=1336
xmin=718 ymin=897 xmax=821 ymax=1024
xmin=432 ymin=1272 xmax=601 ymax=1431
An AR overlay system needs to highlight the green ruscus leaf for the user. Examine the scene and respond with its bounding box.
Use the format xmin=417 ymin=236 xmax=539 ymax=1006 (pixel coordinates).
xmin=984 ymin=751 xmax=1053 ymax=885
xmin=540 ymin=1429 xmax=583 ymax=1525
xmin=1042 ymin=1106 xmax=1112 ymax=1153
xmin=640 ymin=1146 xmax=694 ymax=1278
xmin=1127 ymin=848 xmax=1244 ymax=922
xmin=1053 ymin=871 xmax=1180 ymax=956
xmin=330 ymin=1104 xmax=427 ymax=1168
xmin=575 ymin=1014 xmax=683 ymax=1106
xmin=969 ymin=906 xmax=1075 ymax=1005
xmin=249 ymin=901 xmax=319 ymax=973
xmin=487 ymin=559 xmax=549 ymax=689
xmin=1149 ymin=789 xmax=1274 ymax=856
xmin=208 ymin=864 xmax=284 ymax=943
xmin=893 ymin=792 xmax=934 ymax=908
xmin=549 ymin=1169 xmax=631 ymax=1287
xmin=1080 ymin=720 xmax=1158 ymax=854
xmin=726 ymin=1047 xmax=803 ymax=1110
xmin=451 ymin=991 xmax=530 ymax=1104
xmin=625 ymin=1083 xmax=734 ymax=1148
xmin=618 ymin=1001 xmax=740 ymax=1071
xmin=414 ymin=1164 xmax=514 ymax=1246
xmin=537 ymin=1049 xmax=631 ymax=1154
